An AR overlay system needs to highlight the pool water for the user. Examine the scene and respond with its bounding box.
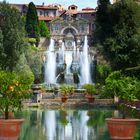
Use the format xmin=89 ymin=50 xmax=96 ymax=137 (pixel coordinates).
xmin=18 ymin=108 xmax=140 ymax=140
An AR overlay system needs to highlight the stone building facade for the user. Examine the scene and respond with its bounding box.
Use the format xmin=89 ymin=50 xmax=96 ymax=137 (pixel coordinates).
xmin=10 ymin=4 xmax=95 ymax=47
xmin=50 ymin=5 xmax=95 ymax=48
xmin=50 ymin=14 xmax=90 ymax=49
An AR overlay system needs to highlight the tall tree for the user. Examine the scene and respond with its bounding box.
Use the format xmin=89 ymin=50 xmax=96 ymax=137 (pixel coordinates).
xmin=0 ymin=29 xmax=3 ymax=55
xmin=94 ymin=0 xmax=111 ymax=43
xmin=103 ymin=0 xmax=140 ymax=70
xmin=39 ymin=21 xmax=50 ymax=37
xmin=0 ymin=2 xmax=25 ymax=71
xmin=25 ymin=2 xmax=40 ymax=46
xmin=94 ymin=0 xmax=140 ymax=72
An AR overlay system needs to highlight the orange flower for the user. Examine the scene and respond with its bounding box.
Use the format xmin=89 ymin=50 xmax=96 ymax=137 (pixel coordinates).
xmin=14 ymin=81 xmax=19 ymax=86
xmin=8 ymin=85 xmax=14 ymax=92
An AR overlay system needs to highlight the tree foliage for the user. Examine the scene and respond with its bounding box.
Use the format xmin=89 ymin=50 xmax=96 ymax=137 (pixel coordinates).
xmin=0 ymin=70 xmax=34 ymax=119
xmin=95 ymin=0 xmax=140 ymax=71
xmin=103 ymin=71 xmax=140 ymax=101
xmin=39 ymin=21 xmax=50 ymax=37
xmin=24 ymin=46 xmax=43 ymax=83
xmin=94 ymin=0 xmax=111 ymax=43
xmin=25 ymin=2 xmax=40 ymax=46
xmin=96 ymin=64 xmax=112 ymax=84
xmin=0 ymin=29 xmax=3 ymax=57
xmin=0 ymin=2 xmax=25 ymax=71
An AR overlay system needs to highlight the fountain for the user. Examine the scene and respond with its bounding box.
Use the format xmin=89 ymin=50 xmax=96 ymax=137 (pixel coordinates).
xmin=79 ymin=36 xmax=92 ymax=85
xmin=44 ymin=38 xmax=56 ymax=85
xmin=44 ymin=36 xmax=93 ymax=86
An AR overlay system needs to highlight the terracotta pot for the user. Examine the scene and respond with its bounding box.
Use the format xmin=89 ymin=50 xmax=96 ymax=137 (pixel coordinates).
xmin=106 ymin=118 xmax=139 ymax=140
xmin=2 ymin=112 xmax=15 ymax=119
xmin=61 ymin=96 xmax=68 ymax=103
xmin=87 ymin=96 xmax=95 ymax=103
xmin=0 ymin=119 xmax=24 ymax=140
xmin=133 ymin=100 xmax=140 ymax=108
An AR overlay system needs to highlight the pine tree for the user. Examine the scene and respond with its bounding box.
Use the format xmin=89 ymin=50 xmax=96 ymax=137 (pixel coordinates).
xmin=25 ymin=2 xmax=40 ymax=46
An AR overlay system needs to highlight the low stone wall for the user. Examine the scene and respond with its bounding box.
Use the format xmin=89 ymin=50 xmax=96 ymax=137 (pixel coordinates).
xmin=24 ymin=90 xmax=115 ymax=108
xmin=42 ymin=98 xmax=114 ymax=108
xmin=23 ymin=98 xmax=115 ymax=109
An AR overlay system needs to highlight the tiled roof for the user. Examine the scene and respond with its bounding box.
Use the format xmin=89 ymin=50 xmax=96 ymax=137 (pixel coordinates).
xmin=38 ymin=16 xmax=59 ymax=21
xmin=77 ymin=10 xmax=96 ymax=14
xmin=36 ymin=5 xmax=58 ymax=10
xmin=82 ymin=7 xmax=95 ymax=11
xmin=66 ymin=10 xmax=95 ymax=14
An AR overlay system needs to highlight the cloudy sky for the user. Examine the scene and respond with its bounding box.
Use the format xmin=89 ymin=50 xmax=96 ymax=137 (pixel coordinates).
xmin=1 ymin=0 xmax=113 ymax=10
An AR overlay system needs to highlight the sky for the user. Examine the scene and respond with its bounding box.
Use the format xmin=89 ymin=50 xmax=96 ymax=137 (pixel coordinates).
xmin=1 ymin=0 xmax=113 ymax=10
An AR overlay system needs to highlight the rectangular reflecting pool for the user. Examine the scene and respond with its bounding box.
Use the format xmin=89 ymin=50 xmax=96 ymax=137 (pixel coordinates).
xmin=18 ymin=108 xmax=140 ymax=140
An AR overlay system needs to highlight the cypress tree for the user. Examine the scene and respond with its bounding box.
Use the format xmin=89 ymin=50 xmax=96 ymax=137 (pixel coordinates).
xmin=25 ymin=2 xmax=40 ymax=46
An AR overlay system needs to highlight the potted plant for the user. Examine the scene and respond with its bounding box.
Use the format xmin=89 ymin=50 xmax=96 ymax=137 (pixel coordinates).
xmin=0 ymin=70 xmax=34 ymax=140
xmin=132 ymin=81 xmax=140 ymax=108
xmin=82 ymin=84 xmax=96 ymax=103
xmin=59 ymin=84 xmax=74 ymax=103
xmin=104 ymin=71 xmax=139 ymax=140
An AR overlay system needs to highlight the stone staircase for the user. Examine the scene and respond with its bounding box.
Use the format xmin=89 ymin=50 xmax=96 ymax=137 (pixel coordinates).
xmin=40 ymin=92 xmax=114 ymax=108
xmin=23 ymin=91 xmax=114 ymax=108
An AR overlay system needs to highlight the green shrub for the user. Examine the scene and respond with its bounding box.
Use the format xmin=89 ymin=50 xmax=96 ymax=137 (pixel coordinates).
xmin=28 ymin=38 xmax=36 ymax=45
xmin=96 ymin=64 xmax=112 ymax=84
xmin=102 ymin=71 xmax=140 ymax=101
xmin=82 ymin=84 xmax=96 ymax=95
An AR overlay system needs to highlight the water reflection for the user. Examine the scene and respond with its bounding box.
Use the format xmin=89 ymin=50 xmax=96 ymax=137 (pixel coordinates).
xmin=19 ymin=109 xmax=114 ymax=140
xmin=19 ymin=109 xmax=140 ymax=140
xmin=45 ymin=111 xmax=56 ymax=140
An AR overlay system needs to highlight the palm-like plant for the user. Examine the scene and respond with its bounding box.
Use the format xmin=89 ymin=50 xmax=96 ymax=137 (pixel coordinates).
xmin=59 ymin=85 xmax=74 ymax=102
xmin=59 ymin=85 xmax=74 ymax=97
xmin=82 ymin=84 xmax=96 ymax=96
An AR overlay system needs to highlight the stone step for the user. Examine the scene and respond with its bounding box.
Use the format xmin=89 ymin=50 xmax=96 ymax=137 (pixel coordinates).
xmin=42 ymin=93 xmax=86 ymax=99
xmin=41 ymin=98 xmax=113 ymax=105
xmin=23 ymin=99 xmax=114 ymax=108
